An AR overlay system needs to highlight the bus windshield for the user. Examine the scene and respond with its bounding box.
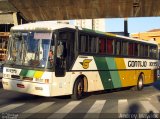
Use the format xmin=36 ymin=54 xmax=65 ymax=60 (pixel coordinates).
xmin=6 ymin=31 xmax=54 ymax=69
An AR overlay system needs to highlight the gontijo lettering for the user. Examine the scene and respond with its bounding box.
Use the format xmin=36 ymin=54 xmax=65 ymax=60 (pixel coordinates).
xmin=128 ymin=61 xmax=147 ymax=67
xmin=149 ymin=62 xmax=158 ymax=66
xmin=128 ymin=60 xmax=158 ymax=67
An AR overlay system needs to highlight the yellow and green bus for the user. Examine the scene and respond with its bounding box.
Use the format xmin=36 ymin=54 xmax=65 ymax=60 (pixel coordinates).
xmin=2 ymin=21 xmax=158 ymax=99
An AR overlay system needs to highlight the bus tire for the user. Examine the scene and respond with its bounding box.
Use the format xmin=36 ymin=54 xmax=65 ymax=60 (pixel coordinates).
xmin=136 ymin=74 xmax=144 ymax=91
xmin=71 ymin=78 xmax=84 ymax=100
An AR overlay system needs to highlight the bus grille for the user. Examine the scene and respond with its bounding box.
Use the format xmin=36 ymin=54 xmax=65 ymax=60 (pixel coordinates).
xmin=22 ymin=77 xmax=33 ymax=81
xmin=11 ymin=75 xmax=20 ymax=79
xmin=11 ymin=75 xmax=33 ymax=81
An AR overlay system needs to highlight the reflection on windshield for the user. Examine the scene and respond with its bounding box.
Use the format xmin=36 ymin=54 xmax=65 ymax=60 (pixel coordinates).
xmin=7 ymin=32 xmax=54 ymax=69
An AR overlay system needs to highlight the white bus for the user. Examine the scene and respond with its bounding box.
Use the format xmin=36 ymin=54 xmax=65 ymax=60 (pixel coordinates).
xmin=2 ymin=21 xmax=158 ymax=99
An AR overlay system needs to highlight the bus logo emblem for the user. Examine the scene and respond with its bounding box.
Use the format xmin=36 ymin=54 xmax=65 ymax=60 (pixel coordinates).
xmin=80 ymin=59 xmax=92 ymax=69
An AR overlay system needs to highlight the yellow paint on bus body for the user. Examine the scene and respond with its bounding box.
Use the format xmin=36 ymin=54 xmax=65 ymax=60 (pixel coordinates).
xmin=115 ymin=58 xmax=156 ymax=87
xmin=34 ymin=71 xmax=44 ymax=79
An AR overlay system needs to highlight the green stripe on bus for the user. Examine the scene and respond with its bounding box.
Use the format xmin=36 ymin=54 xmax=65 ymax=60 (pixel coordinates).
xmin=94 ymin=57 xmax=114 ymax=89
xmin=82 ymin=28 xmax=105 ymax=35
xmin=20 ymin=69 xmax=28 ymax=76
xmin=94 ymin=30 xmax=106 ymax=35
xmin=106 ymin=58 xmax=122 ymax=88
xmin=26 ymin=70 xmax=36 ymax=77
xmin=20 ymin=69 xmax=36 ymax=77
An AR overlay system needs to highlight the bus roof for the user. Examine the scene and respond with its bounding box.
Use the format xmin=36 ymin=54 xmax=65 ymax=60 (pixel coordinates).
xmin=11 ymin=21 xmax=79 ymax=31
xmin=112 ymin=33 xmax=157 ymax=45
xmin=11 ymin=21 xmax=157 ymax=45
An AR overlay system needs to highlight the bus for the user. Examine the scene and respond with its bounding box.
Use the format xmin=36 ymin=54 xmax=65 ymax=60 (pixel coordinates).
xmin=2 ymin=21 xmax=158 ymax=99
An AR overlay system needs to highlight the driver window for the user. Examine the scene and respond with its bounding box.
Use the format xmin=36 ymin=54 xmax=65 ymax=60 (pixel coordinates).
xmin=48 ymin=38 xmax=55 ymax=68
xmin=49 ymin=40 xmax=55 ymax=59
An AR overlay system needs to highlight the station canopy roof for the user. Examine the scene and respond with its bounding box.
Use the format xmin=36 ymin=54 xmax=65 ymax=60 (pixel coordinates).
xmin=0 ymin=0 xmax=160 ymax=21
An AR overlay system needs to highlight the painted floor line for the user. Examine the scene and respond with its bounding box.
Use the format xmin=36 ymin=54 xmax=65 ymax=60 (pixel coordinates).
xmin=140 ymin=101 xmax=159 ymax=113
xmin=47 ymin=101 xmax=81 ymax=119
xmin=0 ymin=103 xmax=25 ymax=113
xmin=118 ymin=99 xmax=128 ymax=114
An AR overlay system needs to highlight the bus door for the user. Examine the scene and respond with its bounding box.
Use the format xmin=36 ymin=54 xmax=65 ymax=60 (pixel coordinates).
xmin=55 ymin=30 xmax=76 ymax=77
xmin=55 ymin=40 xmax=66 ymax=77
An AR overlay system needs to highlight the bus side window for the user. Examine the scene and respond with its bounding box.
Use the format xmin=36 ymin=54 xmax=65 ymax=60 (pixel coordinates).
xmin=107 ymin=39 xmax=114 ymax=55
xmin=144 ymin=45 xmax=149 ymax=57
xmin=99 ymin=38 xmax=105 ymax=53
xmin=139 ymin=44 xmax=145 ymax=57
xmin=90 ymin=37 xmax=96 ymax=53
xmin=115 ymin=40 xmax=121 ymax=55
xmin=134 ymin=43 xmax=139 ymax=57
xmin=128 ymin=43 xmax=134 ymax=56
xmin=96 ymin=37 xmax=99 ymax=53
xmin=150 ymin=45 xmax=157 ymax=59
xmin=122 ymin=41 xmax=128 ymax=56
xmin=79 ymin=35 xmax=87 ymax=53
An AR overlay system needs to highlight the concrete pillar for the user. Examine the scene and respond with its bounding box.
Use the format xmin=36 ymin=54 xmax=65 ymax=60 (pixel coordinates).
xmin=12 ymin=12 xmax=18 ymax=25
xmin=124 ymin=18 xmax=129 ymax=36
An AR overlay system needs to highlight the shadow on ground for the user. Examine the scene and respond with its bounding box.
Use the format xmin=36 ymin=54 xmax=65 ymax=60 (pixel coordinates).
xmin=128 ymin=103 xmax=140 ymax=114
xmin=127 ymin=103 xmax=159 ymax=118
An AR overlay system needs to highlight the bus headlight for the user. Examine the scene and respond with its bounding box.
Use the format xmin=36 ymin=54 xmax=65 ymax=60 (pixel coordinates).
xmin=34 ymin=78 xmax=50 ymax=84
xmin=44 ymin=79 xmax=49 ymax=84
xmin=3 ymin=74 xmax=11 ymax=79
xmin=35 ymin=78 xmax=43 ymax=82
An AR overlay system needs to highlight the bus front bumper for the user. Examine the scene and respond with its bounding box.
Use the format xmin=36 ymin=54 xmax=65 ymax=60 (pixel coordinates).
xmin=2 ymin=78 xmax=52 ymax=97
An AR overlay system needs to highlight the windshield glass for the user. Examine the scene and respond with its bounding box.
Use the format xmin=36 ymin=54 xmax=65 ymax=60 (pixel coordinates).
xmin=6 ymin=31 xmax=54 ymax=69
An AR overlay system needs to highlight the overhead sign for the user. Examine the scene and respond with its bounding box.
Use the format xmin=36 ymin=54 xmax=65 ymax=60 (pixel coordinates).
xmin=34 ymin=33 xmax=52 ymax=39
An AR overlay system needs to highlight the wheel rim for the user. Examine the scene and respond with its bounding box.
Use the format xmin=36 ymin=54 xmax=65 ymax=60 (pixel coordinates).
xmin=77 ymin=82 xmax=83 ymax=96
xmin=138 ymin=78 xmax=143 ymax=88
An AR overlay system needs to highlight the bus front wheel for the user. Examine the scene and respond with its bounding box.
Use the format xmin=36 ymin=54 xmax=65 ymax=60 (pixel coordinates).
xmin=71 ymin=79 xmax=84 ymax=100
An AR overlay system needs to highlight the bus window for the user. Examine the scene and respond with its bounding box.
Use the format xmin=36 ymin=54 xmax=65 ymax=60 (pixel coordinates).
xmin=115 ymin=40 xmax=121 ymax=55
xmin=122 ymin=41 xmax=128 ymax=56
xmin=90 ymin=37 xmax=97 ymax=53
xmin=99 ymin=38 xmax=105 ymax=53
xmin=79 ymin=35 xmax=87 ymax=52
xmin=150 ymin=45 xmax=157 ymax=59
xmin=144 ymin=45 xmax=149 ymax=57
xmin=96 ymin=37 xmax=99 ymax=53
xmin=134 ymin=43 xmax=139 ymax=56
xmin=139 ymin=44 xmax=145 ymax=57
xmin=107 ymin=39 xmax=114 ymax=55
xmin=85 ymin=36 xmax=89 ymax=52
xmin=128 ymin=43 xmax=134 ymax=56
